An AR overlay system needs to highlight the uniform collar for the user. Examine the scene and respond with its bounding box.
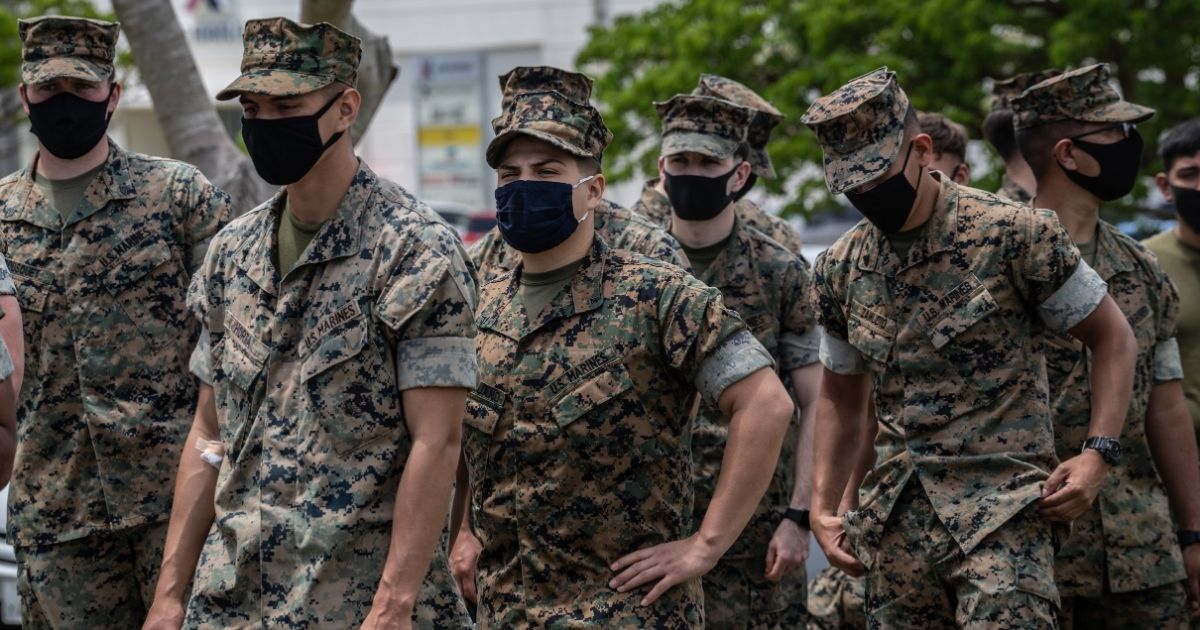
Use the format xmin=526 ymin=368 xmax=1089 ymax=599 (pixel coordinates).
xmin=477 ymin=234 xmax=610 ymax=342
xmin=234 ymin=159 xmax=375 ymax=295
xmin=696 ymin=217 xmax=756 ymax=290
xmin=1089 ymin=221 xmax=1134 ymax=281
xmin=637 ymin=177 xmax=672 ymax=228
xmin=8 ymin=139 xmax=137 ymax=231
xmin=860 ymin=171 xmax=959 ymax=276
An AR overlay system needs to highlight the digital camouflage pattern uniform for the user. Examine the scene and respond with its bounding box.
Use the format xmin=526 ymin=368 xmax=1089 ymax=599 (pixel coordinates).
xmin=804 ymin=67 xmax=1109 ymax=627
xmin=656 ymin=92 xmax=820 ymax=629
xmin=1013 ymin=64 xmax=1190 ymax=628
xmin=184 ymin=19 xmax=475 ymax=628
xmin=989 ymin=69 xmax=1061 ymax=205
xmin=464 ymin=71 xmax=777 ymax=628
xmin=471 ymin=66 xmax=688 ymax=281
xmin=2 ymin=16 xmax=232 ymax=629
xmin=806 ymin=566 xmax=867 ymax=630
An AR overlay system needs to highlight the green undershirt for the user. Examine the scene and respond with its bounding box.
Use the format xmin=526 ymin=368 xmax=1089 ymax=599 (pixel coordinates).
xmin=275 ymin=201 xmax=324 ymax=275
xmin=885 ymin=223 xmax=927 ymax=260
xmin=34 ymin=163 xmax=104 ymax=223
xmin=680 ymin=236 xmax=731 ymax=278
xmin=519 ymin=258 xmax=583 ymax=324
xmin=1076 ymin=237 xmax=1099 ymax=267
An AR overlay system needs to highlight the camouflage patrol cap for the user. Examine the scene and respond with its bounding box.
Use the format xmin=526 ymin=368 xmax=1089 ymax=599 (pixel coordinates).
xmin=655 ymin=94 xmax=753 ymax=160
xmin=1011 ymin=63 xmax=1154 ymax=130
xmin=800 ymin=67 xmax=910 ymax=195
xmin=217 ymin=17 xmax=361 ymax=101
xmin=989 ymin=69 xmax=1061 ymax=112
xmin=18 ymin=16 xmax=119 ymax=85
xmin=693 ymin=74 xmax=783 ymax=178
xmin=499 ymin=66 xmax=593 ymax=109
xmin=487 ymin=88 xmax=612 ymax=168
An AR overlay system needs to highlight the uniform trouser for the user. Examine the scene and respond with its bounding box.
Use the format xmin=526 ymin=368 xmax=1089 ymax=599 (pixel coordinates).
xmin=807 ymin=566 xmax=867 ymax=629
xmin=1060 ymin=580 xmax=1189 ymax=629
xmin=859 ymin=481 xmax=1058 ymax=629
xmin=702 ymin=554 xmax=807 ymax=629
xmin=16 ymin=521 xmax=168 ymax=630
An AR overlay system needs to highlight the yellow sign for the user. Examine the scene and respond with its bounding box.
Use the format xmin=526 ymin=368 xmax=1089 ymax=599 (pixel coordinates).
xmin=419 ymin=125 xmax=482 ymax=147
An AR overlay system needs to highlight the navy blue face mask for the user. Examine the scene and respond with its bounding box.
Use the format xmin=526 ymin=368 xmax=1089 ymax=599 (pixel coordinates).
xmin=495 ymin=176 xmax=594 ymax=253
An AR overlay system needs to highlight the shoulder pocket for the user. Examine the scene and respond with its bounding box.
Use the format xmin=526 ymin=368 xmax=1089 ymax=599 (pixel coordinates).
xmin=551 ymin=362 xmax=635 ymax=429
xmin=847 ymin=300 xmax=895 ymax=364
xmin=927 ymin=285 xmax=999 ymax=350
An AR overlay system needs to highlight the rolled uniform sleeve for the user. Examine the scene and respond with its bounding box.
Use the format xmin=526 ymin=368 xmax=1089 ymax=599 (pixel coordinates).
xmin=1152 ymin=270 xmax=1184 ymax=383
xmin=0 ymin=255 xmax=14 ymax=295
xmin=811 ymin=251 xmax=866 ymax=375
xmin=190 ymin=329 xmax=213 ymax=385
xmin=779 ymin=255 xmax=820 ymax=370
xmin=1015 ymin=209 xmax=1107 ymax=332
xmin=379 ymin=223 xmax=478 ymax=391
xmin=0 ymin=336 xmax=13 ymax=382
xmin=658 ymin=278 xmax=774 ymax=407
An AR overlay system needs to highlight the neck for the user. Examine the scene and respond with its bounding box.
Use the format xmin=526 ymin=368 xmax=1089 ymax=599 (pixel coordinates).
xmin=521 ymin=218 xmax=595 ymax=273
xmin=35 ymin=136 xmax=109 ymax=180
xmin=285 ymin=139 xmax=357 ymax=224
xmin=671 ymin=204 xmax=736 ymax=248
xmin=896 ymin=169 xmax=940 ymax=232
xmin=1176 ymin=220 xmax=1200 ymax=249
xmin=1004 ymin=158 xmax=1037 ymax=197
xmin=1034 ymin=179 xmax=1100 ymax=243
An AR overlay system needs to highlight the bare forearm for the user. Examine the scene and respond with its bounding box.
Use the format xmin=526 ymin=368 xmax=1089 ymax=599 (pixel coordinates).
xmin=1146 ymin=382 xmax=1200 ymax=530
xmin=0 ymin=379 xmax=14 ymax=487
xmin=1071 ymin=297 xmax=1135 ymax=439
xmin=838 ymin=411 xmax=877 ymax=514
xmin=378 ymin=438 xmax=460 ymax=606
xmin=787 ymin=365 xmax=821 ymax=509
xmin=0 ymin=297 xmax=24 ymax=396
xmin=812 ymin=372 xmax=870 ymax=516
xmin=449 ymin=454 xmax=470 ymax=540
xmin=154 ymin=418 xmax=220 ymax=602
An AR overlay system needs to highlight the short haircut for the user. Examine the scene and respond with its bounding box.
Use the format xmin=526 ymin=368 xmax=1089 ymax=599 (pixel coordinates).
xmin=1159 ymin=118 xmax=1200 ymax=172
xmin=982 ymin=109 xmax=1018 ymax=161
xmin=918 ymin=111 xmax=968 ymax=162
xmin=576 ymin=155 xmax=601 ymax=176
xmin=1015 ymin=119 xmax=1090 ymax=178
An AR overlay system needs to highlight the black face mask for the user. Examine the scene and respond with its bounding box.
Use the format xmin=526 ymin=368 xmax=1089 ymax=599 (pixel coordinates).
xmin=844 ymin=143 xmax=922 ymax=234
xmin=663 ymin=165 xmax=740 ymax=221
xmin=495 ymin=176 xmax=594 ymax=254
xmin=28 ymin=88 xmax=113 ymax=160
xmin=241 ymin=90 xmax=345 ymax=185
xmin=1059 ymin=128 xmax=1144 ymax=202
xmin=1172 ymin=186 xmax=1200 ymax=233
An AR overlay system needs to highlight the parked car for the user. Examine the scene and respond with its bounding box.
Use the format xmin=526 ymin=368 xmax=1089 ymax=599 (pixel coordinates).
xmin=463 ymin=210 xmax=497 ymax=246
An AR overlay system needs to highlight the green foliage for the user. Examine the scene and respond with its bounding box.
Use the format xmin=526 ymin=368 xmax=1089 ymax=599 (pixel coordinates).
xmin=0 ymin=0 xmax=118 ymax=88
xmin=578 ymin=0 xmax=1200 ymax=217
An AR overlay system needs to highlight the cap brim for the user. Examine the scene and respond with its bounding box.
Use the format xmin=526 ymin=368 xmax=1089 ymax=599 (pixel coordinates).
xmin=749 ymin=147 xmax=776 ymax=179
xmin=1078 ymin=100 xmax=1155 ymax=125
xmin=22 ymin=57 xmax=111 ymax=85
xmin=216 ymin=69 xmax=335 ymax=101
xmin=661 ymin=131 xmax=738 ymax=160
xmin=486 ymin=128 xmax=593 ymax=168
xmin=823 ymin=125 xmax=904 ymax=195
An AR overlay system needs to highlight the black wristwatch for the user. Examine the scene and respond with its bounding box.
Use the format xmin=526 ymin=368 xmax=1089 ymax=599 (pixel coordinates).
xmin=783 ymin=508 xmax=810 ymax=529
xmin=1179 ymin=530 xmax=1200 ymax=548
xmin=1081 ymin=436 xmax=1122 ymax=466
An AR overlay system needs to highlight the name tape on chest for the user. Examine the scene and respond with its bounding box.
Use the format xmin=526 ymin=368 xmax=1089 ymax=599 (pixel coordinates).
xmin=97 ymin=227 xmax=150 ymax=270
xmin=545 ymin=350 xmax=618 ymax=399
xmin=302 ymin=302 xmax=360 ymax=353
xmin=919 ymin=276 xmax=984 ymax=327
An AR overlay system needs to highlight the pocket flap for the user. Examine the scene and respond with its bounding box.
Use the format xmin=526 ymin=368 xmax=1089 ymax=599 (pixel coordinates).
xmin=105 ymin=240 xmax=172 ymax=293
xmin=927 ymin=286 xmax=999 ymax=350
xmin=847 ymin=300 xmax=895 ymax=364
xmin=464 ymin=390 xmax=503 ymax=437
xmin=221 ymin=315 xmax=268 ymax=392
xmin=13 ymin=279 xmax=48 ymax=313
xmin=300 ymin=304 xmax=368 ymax=384
xmin=551 ymin=363 xmax=635 ymax=429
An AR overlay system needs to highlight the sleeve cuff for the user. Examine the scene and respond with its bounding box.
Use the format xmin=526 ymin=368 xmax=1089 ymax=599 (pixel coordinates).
xmin=189 ymin=329 xmax=213 ymax=385
xmin=1037 ymin=262 xmax=1107 ymax=332
xmin=820 ymin=329 xmax=866 ymax=375
xmin=396 ymin=336 xmax=478 ymax=391
xmin=695 ymin=330 xmax=775 ymax=407
xmin=1153 ymin=337 xmax=1184 ymax=383
xmin=780 ymin=327 xmax=822 ymax=370
xmin=0 ymin=336 xmax=13 ymax=382
xmin=0 ymin=261 xmax=13 ymax=296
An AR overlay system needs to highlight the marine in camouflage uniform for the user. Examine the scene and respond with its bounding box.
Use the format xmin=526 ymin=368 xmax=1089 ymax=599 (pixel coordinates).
xmin=462 ymin=65 xmax=792 ymax=628
xmin=180 ymin=18 xmax=475 ymax=628
xmin=652 ymin=93 xmax=820 ymax=629
xmin=470 ymin=66 xmax=688 ymax=281
xmin=0 ymin=16 xmax=231 ymax=629
xmin=804 ymin=68 xmax=1129 ymax=627
xmin=634 ymin=75 xmax=808 ymax=264
xmin=806 ymin=566 xmax=866 ymax=630
xmin=1013 ymin=64 xmax=1200 ymax=629
xmin=983 ymin=70 xmax=1061 ymax=205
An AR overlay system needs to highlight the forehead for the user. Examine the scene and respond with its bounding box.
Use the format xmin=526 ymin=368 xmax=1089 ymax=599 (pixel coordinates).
xmin=499 ymin=136 xmax=576 ymax=166
xmin=1170 ymin=152 xmax=1200 ymax=171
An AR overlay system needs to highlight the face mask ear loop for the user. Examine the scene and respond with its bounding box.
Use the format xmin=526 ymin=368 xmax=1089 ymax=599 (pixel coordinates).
xmin=573 ymin=175 xmax=596 ymax=223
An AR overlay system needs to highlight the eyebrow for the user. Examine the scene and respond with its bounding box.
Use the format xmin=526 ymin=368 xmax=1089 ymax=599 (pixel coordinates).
xmin=497 ymin=157 xmax=566 ymax=171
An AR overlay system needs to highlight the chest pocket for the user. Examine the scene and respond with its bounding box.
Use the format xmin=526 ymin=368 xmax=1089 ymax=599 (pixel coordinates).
xmin=105 ymin=239 xmax=187 ymax=351
xmin=551 ymin=362 xmax=636 ymax=430
xmin=926 ymin=284 xmax=999 ymax=350
xmin=848 ymin=300 xmax=896 ymax=366
xmin=465 ymin=385 xmax=505 ymax=437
